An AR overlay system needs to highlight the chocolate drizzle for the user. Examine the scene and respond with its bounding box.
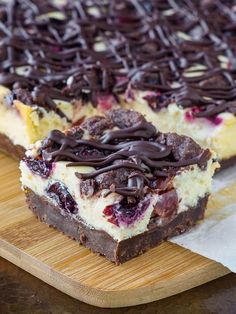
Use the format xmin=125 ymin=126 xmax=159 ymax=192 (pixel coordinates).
xmin=38 ymin=112 xmax=211 ymax=199
xmin=1 ymin=1 xmax=236 ymax=117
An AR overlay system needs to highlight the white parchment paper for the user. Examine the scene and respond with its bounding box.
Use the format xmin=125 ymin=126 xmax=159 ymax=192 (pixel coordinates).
xmin=171 ymin=165 xmax=236 ymax=272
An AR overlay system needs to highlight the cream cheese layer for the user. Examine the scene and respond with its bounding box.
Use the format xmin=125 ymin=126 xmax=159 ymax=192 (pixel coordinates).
xmin=20 ymin=157 xmax=217 ymax=241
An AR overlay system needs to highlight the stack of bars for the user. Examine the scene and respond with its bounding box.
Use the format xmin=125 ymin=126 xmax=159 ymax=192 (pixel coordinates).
xmin=0 ymin=0 xmax=235 ymax=262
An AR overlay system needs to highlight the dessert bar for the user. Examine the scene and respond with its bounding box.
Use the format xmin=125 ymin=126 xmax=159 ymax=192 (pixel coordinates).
xmin=1 ymin=1 xmax=236 ymax=165
xmin=0 ymin=0 xmax=119 ymax=157
xmin=120 ymin=1 xmax=236 ymax=166
xmin=20 ymin=109 xmax=218 ymax=263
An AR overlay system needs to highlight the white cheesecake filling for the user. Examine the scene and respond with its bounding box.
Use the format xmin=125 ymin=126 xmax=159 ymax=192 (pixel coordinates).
xmin=0 ymin=85 xmax=72 ymax=148
xmin=122 ymin=91 xmax=236 ymax=161
xmin=20 ymin=156 xmax=217 ymax=241
xmin=0 ymin=101 xmax=30 ymax=148
xmin=173 ymin=159 xmax=217 ymax=213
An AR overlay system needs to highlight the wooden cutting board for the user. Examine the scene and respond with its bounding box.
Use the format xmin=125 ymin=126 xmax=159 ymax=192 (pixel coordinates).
xmin=0 ymin=153 xmax=230 ymax=308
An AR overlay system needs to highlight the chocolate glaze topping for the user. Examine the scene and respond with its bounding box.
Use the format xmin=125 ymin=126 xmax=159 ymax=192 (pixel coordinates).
xmin=34 ymin=109 xmax=211 ymax=199
xmin=1 ymin=1 xmax=236 ymax=117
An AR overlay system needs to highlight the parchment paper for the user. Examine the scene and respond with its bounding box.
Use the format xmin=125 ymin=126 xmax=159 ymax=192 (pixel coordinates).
xmin=171 ymin=165 xmax=236 ymax=272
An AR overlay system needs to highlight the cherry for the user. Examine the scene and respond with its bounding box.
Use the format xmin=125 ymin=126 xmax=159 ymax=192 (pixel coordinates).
xmin=154 ymin=189 xmax=178 ymax=218
xmin=47 ymin=182 xmax=78 ymax=214
xmin=25 ymin=158 xmax=53 ymax=179
xmin=103 ymin=198 xmax=150 ymax=227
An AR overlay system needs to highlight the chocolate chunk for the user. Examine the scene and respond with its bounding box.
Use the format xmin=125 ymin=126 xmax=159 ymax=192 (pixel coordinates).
xmin=165 ymin=133 xmax=202 ymax=161
xmin=107 ymin=109 xmax=143 ymax=129
xmin=80 ymin=179 xmax=96 ymax=198
xmin=65 ymin=127 xmax=84 ymax=139
xmin=95 ymin=167 xmax=131 ymax=190
xmin=80 ymin=116 xmax=113 ymax=137
xmin=13 ymin=88 xmax=33 ymax=106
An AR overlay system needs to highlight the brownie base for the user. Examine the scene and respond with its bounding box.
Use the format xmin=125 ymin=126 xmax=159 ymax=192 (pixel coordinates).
xmin=0 ymin=132 xmax=25 ymax=159
xmin=219 ymin=155 xmax=236 ymax=171
xmin=25 ymin=188 xmax=209 ymax=264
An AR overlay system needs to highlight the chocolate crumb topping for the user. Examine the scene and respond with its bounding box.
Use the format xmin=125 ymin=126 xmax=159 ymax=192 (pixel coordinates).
xmin=34 ymin=110 xmax=211 ymax=199
xmin=80 ymin=116 xmax=113 ymax=137
xmin=106 ymin=109 xmax=143 ymax=129
xmin=1 ymin=1 xmax=236 ymax=117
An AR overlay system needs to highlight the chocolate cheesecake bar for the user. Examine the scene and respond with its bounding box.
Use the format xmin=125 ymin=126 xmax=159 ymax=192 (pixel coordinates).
xmin=119 ymin=0 xmax=236 ymax=166
xmin=0 ymin=0 xmax=120 ymax=157
xmin=2 ymin=0 xmax=236 ymax=164
xmin=20 ymin=109 xmax=219 ymax=264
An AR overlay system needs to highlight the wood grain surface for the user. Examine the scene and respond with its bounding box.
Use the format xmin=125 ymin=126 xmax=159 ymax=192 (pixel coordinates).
xmin=0 ymin=153 xmax=230 ymax=308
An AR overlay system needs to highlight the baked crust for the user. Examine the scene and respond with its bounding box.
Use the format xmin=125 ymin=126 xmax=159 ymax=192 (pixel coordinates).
xmin=0 ymin=132 xmax=25 ymax=160
xmin=219 ymin=156 xmax=236 ymax=171
xmin=25 ymin=188 xmax=208 ymax=264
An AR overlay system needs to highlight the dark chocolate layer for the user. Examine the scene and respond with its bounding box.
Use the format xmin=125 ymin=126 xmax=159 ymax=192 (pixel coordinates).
xmin=0 ymin=132 xmax=25 ymax=159
xmin=25 ymin=188 xmax=208 ymax=264
xmin=0 ymin=1 xmax=236 ymax=116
